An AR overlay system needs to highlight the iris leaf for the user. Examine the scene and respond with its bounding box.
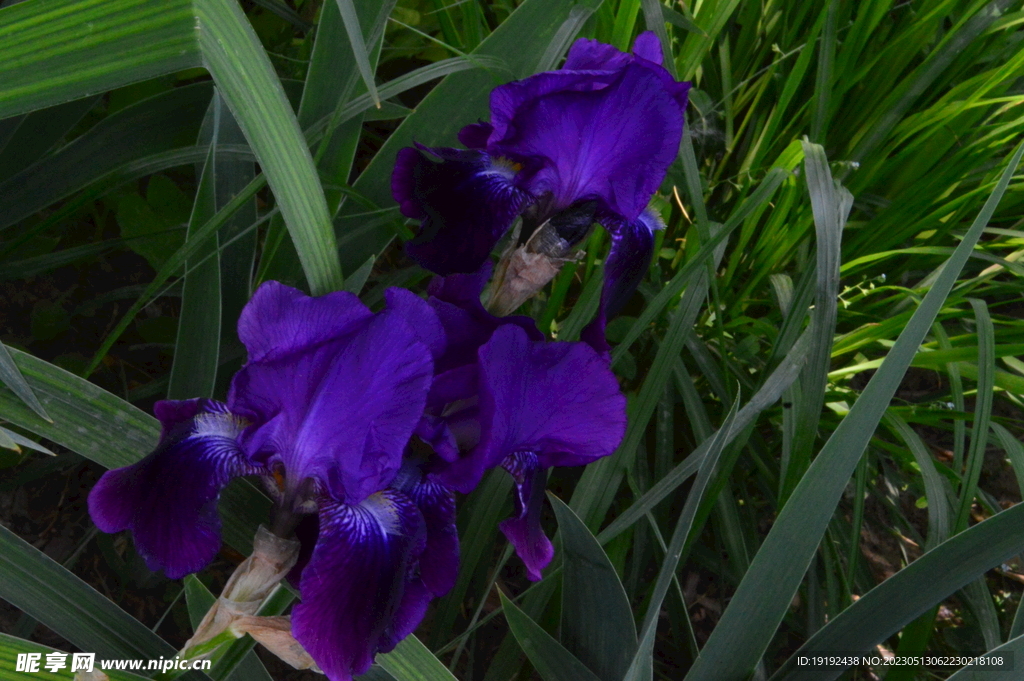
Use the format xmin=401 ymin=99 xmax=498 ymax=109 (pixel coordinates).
xmin=0 ymin=524 xmax=208 ymax=680
xmin=499 ymin=590 xmax=602 ymax=681
xmin=551 ymin=495 xmax=637 ymax=681
xmin=0 ymin=633 xmax=149 ymax=681
xmin=376 ymin=635 xmax=459 ymax=681
xmin=770 ymin=502 xmax=1024 ymax=681
xmin=683 ymin=140 xmax=1024 ymax=681
xmin=0 ymin=339 xmax=51 ymax=423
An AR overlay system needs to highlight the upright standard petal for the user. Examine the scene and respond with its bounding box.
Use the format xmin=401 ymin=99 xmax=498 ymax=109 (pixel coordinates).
xmin=237 ymin=281 xmax=372 ymax=364
xmin=488 ymin=62 xmax=683 ymax=220
xmin=392 ymin=146 xmax=531 ymax=275
xmin=292 ymin=491 xmax=425 ymax=681
xmin=88 ymin=400 xmax=255 ymax=579
xmin=230 ymin=307 xmax=434 ymax=505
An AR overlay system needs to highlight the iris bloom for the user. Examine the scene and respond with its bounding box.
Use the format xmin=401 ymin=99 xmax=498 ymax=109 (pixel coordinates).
xmin=392 ymin=31 xmax=690 ymax=323
xmin=416 ymin=268 xmax=627 ymax=579
xmin=88 ymin=282 xmax=457 ymax=681
xmin=88 ymin=277 xmax=626 ymax=677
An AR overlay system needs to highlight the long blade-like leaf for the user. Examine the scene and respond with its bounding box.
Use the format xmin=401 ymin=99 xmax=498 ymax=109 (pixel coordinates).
xmin=0 ymin=339 xmax=50 ymax=422
xmin=194 ymin=0 xmax=342 ymax=295
xmin=0 ymin=524 xmax=207 ymax=679
xmin=499 ymin=591 xmax=602 ymax=681
xmin=0 ymin=0 xmax=199 ymax=120
xmin=334 ymin=0 xmax=381 ymax=107
xmin=772 ymin=502 xmax=1024 ymax=681
xmin=376 ymin=635 xmax=459 ymax=681
xmin=685 ymin=140 xmax=1024 ymax=681
xmin=0 ymin=633 xmax=149 ymax=681
xmin=551 ymin=495 xmax=637 ymax=681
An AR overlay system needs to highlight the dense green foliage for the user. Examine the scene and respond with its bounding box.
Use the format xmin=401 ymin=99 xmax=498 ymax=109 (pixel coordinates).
xmin=1 ymin=0 xmax=1024 ymax=679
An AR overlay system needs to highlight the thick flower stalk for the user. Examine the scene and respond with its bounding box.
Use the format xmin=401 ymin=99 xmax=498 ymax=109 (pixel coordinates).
xmin=392 ymin=31 xmax=690 ymax=325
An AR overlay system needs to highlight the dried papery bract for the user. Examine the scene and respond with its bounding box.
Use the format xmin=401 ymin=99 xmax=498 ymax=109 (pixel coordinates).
xmin=232 ymin=615 xmax=320 ymax=671
xmin=488 ymin=203 xmax=594 ymax=316
xmin=181 ymin=526 xmax=299 ymax=663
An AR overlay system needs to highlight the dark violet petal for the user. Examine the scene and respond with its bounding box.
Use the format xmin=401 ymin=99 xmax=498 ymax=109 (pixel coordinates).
xmin=237 ymin=281 xmax=372 ymax=364
xmin=427 ymin=269 xmax=544 ymax=374
xmin=414 ymin=416 xmax=461 ymax=463
xmin=580 ymin=309 xmax=610 ymax=356
xmin=601 ymin=208 xmax=661 ymax=319
xmin=405 ymin=479 xmax=459 ymax=596
xmin=88 ymin=401 xmax=255 ymax=579
xmin=153 ymin=397 xmax=230 ymax=439
xmin=630 ymin=30 xmax=664 ymax=65
xmin=384 ymin=288 xmax=446 ymax=361
xmin=392 ymin=147 xmax=427 ymax=219
xmin=489 ymin=63 xmax=683 ymax=220
xmin=293 ymin=491 xmax=425 ymax=681
xmin=561 ymin=37 xmax=633 ymax=71
xmin=498 ymin=451 xmax=553 ymax=581
xmin=391 ymin=145 xmax=531 ymax=276
xmin=378 ymin=579 xmax=431 ymax=654
xmin=476 ymin=325 xmax=627 ymax=471
xmin=230 ymin=307 xmax=433 ymax=504
xmin=458 ymin=121 xmax=493 ymax=149
xmin=487 ymin=71 xmax=619 ymax=146
xmin=425 ymin=262 xmax=492 ymax=307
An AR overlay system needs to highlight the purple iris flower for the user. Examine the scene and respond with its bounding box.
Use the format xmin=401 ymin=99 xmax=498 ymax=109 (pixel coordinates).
xmin=87 ymin=272 xmax=627 ymax=675
xmin=416 ymin=269 xmax=627 ymax=579
xmin=88 ymin=281 xmax=457 ymax=681
xmin=392 ymin=31 xmax=690 ymax=323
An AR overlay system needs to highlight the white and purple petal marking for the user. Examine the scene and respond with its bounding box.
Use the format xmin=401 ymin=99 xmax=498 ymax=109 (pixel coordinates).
xmin=88 ymin=399 xmax=260 ymax=579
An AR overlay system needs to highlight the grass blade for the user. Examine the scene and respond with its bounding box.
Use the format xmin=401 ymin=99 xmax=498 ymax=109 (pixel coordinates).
xmin=684 ymin=139 xmax=1024 ymax=681
xmin=498 ymin=590 xmax=602 ymax=681
xmin=168 ymin=107 xmax=223 ymax=400
xmin=0 ymin=82 xmax=212 ymax=233
xmin=0 ymin=0 xmax=199 ymax=120
xmin=781 ymin=141 xmax=849 ymax=502
xmin=195 ymin=0 xmax=342 ymax=295
xmin=954 ymin=298 xmax=996 ymax=533
xmin=624 ymin=396 xmax=740 ymax=681
xmin=598 ymin=329 xmax=812 ymax=545
xmin=772 ymin=502 xmax=1024 ymax=681
xmin=885 ymin=413 xmax=950 ymax=549
xmin=376 ymin=635 xmax=459 ymax=681
xmin=551 ymin=495 xmax=637 ymax=681
xmin=850 ymin=0 xmax=1013 ymax=163
xmin=0 ymin=524 xmax=206 ymax=678
xmin=0 ymin=339 xmax=51 ymax=422
xmin=537 ymin=5 xmax=595 ymax=72
xmin=334 ymin=0 xmax=381 ymax=107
